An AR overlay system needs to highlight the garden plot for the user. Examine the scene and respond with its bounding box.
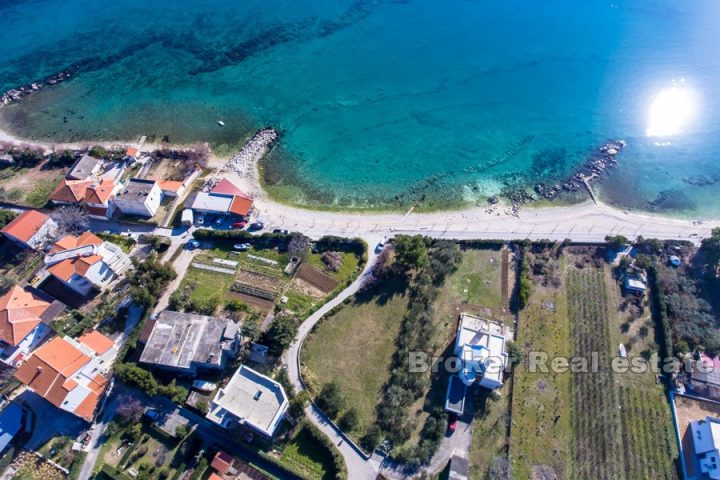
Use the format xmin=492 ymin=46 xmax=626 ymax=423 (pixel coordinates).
xmin=232 ymin=268 xmax=284 ymax=301
xmin=296 ymin=263 xmax=339 ymax=294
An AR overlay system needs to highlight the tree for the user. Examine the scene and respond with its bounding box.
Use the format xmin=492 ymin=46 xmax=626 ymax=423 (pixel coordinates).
xmin=702 ymin=228 xmax=720 ymax=267
xmin=51 ymin=204 xmax=90 ymax=235
xmin=0 ymin=210 xmax=17 ymax=229
xmin=506 ymin=341 xmax=523 ymax=365
xmin=393 ymin=235 xmax=428 ymax=271
xmin=316 ymin=382 xmax=344 ymax=419
xmin=288 ymin=233 xmax=312 ymax=259
xmin=169 ymin=291 xmax=190 ymax=311
xmin=117 ymin=396 xmax=144 ymax=424
xmin=263 ymin=315 xmax=297 ymax=356
xmin=605 ymin=235 xmax=629 ymax=250
xmin=339 ymin=408 xmax=359 ymax=431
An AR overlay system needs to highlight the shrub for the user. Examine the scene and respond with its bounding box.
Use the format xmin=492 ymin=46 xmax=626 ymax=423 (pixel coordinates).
xmin=316 ymin=382 xmax=345 ymax=420
xmin=338 ymin=408 xmax=359 ymax=431
xmin=321 ymin=251 xmax=343 ymax=272
xmin=263 ymin=315 xmax=297 ymax=356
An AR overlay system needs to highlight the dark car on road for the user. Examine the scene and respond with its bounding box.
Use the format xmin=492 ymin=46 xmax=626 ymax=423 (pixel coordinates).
xmin=273 ymin=228 xmax=289 ymax=235
xmin=248 ymin=222 xmax=264 ymax=231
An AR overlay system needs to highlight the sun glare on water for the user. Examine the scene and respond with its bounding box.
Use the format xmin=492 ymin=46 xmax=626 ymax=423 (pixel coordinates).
xmin=646 ymin=80 xmax=699 ymax=138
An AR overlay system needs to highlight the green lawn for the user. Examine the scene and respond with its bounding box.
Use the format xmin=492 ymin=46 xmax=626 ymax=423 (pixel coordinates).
xmin=302 ymin=276 xmax=408 ymax=439
xmin=469 ymin=387 xmax=512 ymax=480
xmin=277 ymin=426 xmax=337 ymax=480
xmin=179 ymin=265 xmax=236 ymax=305
xmin=96 ymin=233 xmax=136 ymax=253
xmin=304 ymin=251 xmax=360 ymax=281
xmin=508 ymin=257 xmax=572 ymax=480
xmin=444 ymin=247 xmax=509 ymax=316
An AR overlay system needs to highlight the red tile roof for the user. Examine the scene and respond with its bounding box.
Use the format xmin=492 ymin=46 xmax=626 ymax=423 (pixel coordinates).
xmin=211 ymin=451 xmax=233 ymax=475
xmin=0 ymin=286 xmax=52 ymax=346
xmin=229 ymin=195 xmax=253 ymax=217
xmin=211 ymin=179 xmax=246 ymax=197
xmin=126 ymin=147 xmax=139 ymax=157
xmin=1 ymin=210 xmax=51 ymax=244
xmin=84 ymin=179 xmax=115 ymax=205
xmin=49 ymin=178 xmax=91 ymax=204
xmin=47 ymin=255 xmax=102 ymax=282
xmin=78 ymin=330 xmax=114 ymax=356
xmin=49 ymin=231 xmax=103 ymax=253
xmin=158 ymin=180 xmax=183 ymax=192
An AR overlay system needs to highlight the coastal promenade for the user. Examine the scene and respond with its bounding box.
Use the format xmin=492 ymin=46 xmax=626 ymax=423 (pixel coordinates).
xmin=250 ymin=196 xmax=714 ymax=245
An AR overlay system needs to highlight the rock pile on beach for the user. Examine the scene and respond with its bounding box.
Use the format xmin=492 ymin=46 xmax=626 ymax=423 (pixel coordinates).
xmin=534 ymin=139 xmax=626 ymax=201
xmin=0 ymin=67 xmax=78 ymax=107
xmin=202 ymin=128 xmax=279 ymax=193
xmin=220 ymin=128 xmax=278 ymax=177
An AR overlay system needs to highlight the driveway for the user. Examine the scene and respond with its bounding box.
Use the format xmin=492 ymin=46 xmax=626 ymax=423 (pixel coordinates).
xmin=284 ymin=234 xmax=384 ymax=480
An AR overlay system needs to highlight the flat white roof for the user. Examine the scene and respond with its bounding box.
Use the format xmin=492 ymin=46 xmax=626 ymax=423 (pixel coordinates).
xmin=208 ymin=365 xmax=288 ymax=436
xmin=190 ymin=192 xmax=232 ymax=213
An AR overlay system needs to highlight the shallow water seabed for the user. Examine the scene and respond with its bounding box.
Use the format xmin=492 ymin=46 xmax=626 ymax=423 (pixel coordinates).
xmin=1 ymin=0 xmax=719 ymax=216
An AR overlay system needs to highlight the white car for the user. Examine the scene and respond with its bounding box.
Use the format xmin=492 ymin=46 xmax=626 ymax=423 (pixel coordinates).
xmin=197 ymin=216 xmax=205 ymax=225
xmin=375 ymin=239 xmax=386 ymax=253
xmin=189 ymin=240 xmax=200 ymax=249
xmin=214 ymin=217 xmax=223 ymax=226
xmin=233 ymin=243 xmax=251 ymax=251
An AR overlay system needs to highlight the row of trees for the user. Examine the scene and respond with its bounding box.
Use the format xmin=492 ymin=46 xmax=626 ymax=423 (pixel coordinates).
xmin=367 ymin=236 xmax=461 ymax=465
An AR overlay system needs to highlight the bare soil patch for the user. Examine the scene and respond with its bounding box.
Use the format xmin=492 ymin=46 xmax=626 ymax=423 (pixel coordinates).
xmin=296 ymin=263 xmax=339 ymax=294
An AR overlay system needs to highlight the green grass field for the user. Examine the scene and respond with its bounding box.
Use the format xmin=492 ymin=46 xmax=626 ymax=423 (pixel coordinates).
xmin=277 ymin=425 xmax=338 ymax=480
xmin=302 ymin=277 xmax=408 ymax=439
xmin=508 ymin=257 xmax=572 ymax=480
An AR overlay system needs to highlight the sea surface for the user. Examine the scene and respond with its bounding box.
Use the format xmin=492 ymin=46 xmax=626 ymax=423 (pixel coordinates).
xmin=1 ymin=0 xmax=719 ymax=215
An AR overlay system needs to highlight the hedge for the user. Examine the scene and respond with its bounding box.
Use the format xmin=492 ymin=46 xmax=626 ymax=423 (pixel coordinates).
xmin=647 ymin=262 xmax=674 ymax=365
xmin=302 ymin=422 xmax=348 ymax=480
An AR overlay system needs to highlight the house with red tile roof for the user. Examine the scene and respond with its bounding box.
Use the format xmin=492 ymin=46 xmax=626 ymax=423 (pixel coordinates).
xmin=0 ymin=210 xmax=57 ymax=250
xmin=185 ymin=178 xmax=254 ymax=219
xmin=44 ymin=231 xmax=132 ymax=297
xmin=14 ymin=333 xmax=115 ymax=422
xmin=0 ymin=286 xmax=64 ymax=366
xmin=49 ymin=178 xmax=119 ymax=219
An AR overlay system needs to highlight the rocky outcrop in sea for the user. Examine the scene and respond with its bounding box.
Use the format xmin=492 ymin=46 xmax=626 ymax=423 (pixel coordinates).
xmin=533 ymin=140 xmax=626 ymax=201
xmin=0 ymin=67 xmax=78 ymax=107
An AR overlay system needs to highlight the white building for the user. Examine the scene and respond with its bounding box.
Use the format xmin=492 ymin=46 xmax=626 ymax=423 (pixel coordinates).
xmin=445 ymin=313 xmax=511 ymax=414
xmin=45 ymin=232 xmax=131 ymax=297
xmin=113 ymin=178 xmax=163 ymax=217
xmin=139 ymin=310 xmax=239 ymax=374
xmin=206 ymin=365 xmax=288 ymax=437
xmin=0 ymin=210 xmax=57 ymax=251
xmin=690 ymin=416 xmax=720 ymax=479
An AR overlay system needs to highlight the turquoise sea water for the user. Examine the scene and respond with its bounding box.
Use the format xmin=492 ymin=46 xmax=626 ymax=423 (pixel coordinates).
xmin=1 ymin=0 xmax=719 ymax=215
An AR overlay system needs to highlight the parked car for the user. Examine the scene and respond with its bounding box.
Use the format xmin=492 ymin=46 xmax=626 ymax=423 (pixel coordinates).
xmin=233 ymin=243 xmax=251 ymax=251
xmin=188 ymin=240 xmax=200 ymax=249
xmin=145 ymin=409 xmax=160 ymax=421
xmin=197 ymin=216 xmax=205 ymax=225
xmin=375 ymin=238 xmax=386 ymax=253
xmin=273 ymin=228 xmax=289 ymax=235
xmin=232 ymin=221 xmax=246 ymax=229
xmin=214 ymin=217 xmax=224 ymax=226
xmin=447 ymin=413 xmax=458 ymax=433
xmin=248 ymin=222 xmax=264 ymax=231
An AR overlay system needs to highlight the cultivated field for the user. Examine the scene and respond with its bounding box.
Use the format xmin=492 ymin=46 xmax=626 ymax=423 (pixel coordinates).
xmin=509 ymin=246 xmax=678 ymax=480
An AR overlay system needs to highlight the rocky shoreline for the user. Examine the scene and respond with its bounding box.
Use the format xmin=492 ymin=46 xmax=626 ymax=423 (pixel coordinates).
xmin=533 ymin=139 xmax=626 ymax=201
xmin=203 ymin=128 xmax=279 ymax=193
xmin=0 ymin=67 xmax=79 ymax=107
